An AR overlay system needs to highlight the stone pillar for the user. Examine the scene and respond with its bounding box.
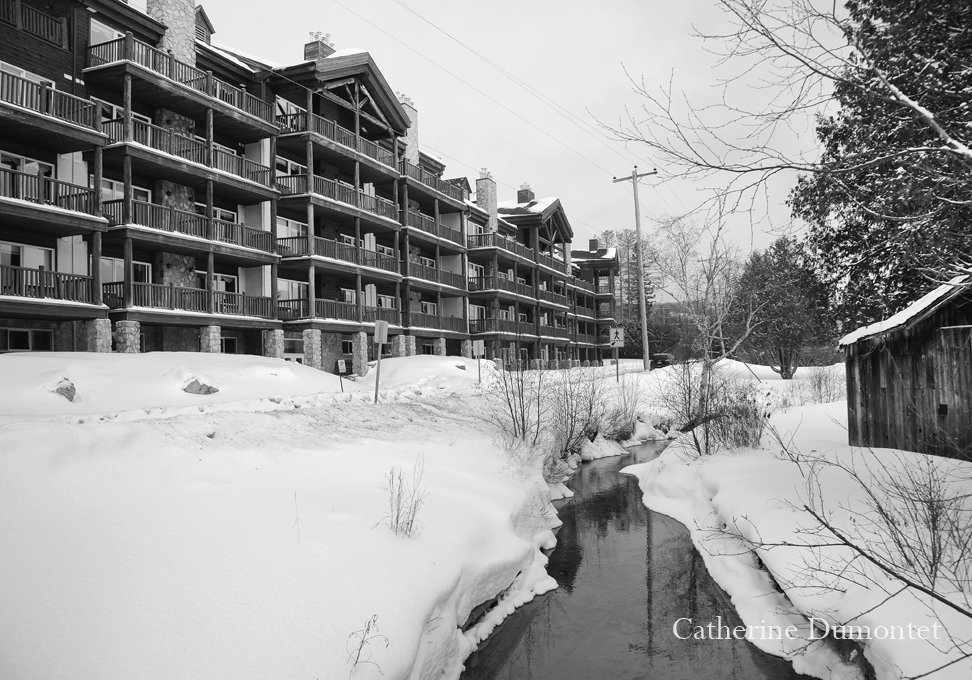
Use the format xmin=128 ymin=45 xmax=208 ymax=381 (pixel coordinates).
xmin=302 ymin=329 xmax=322 ymax=369
xmin=433 ymin=337 xmax=447 ymax=356
xmin=200 ymin=325 xmax=221 ymax=353
xmin=114 ymin=320 xmax=141 ymax=353
xmin=85 ymin=319 xmax=112 ymax=353
xmin=391 ymin=334 xmax=409 ymax=358
xmin=460 ymin=339 xmax=472 ymax=358
xmin=351 ymin=331 xmax=369 ymax=377
xmin=405 ymin=335 xmax=417 ymax=356
xmin=263 ymin=329 xmax=284 ymax=359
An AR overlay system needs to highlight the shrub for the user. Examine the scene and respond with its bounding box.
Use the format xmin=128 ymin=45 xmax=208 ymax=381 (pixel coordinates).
xmin=386 ymin=457 xmax=426 ymax=537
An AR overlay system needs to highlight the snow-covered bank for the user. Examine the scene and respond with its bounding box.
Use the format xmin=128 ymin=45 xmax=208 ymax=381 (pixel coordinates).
xmin=624 ymin=391 xmax=972 ymax=680
xmin=0 ymin=353 xmax=558 ymax=680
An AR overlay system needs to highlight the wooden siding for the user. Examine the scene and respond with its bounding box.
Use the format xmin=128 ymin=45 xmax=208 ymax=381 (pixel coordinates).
xmin=845 ymin=293 xmax=972 ymax=458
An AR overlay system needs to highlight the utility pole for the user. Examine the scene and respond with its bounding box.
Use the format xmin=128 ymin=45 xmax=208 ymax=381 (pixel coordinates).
xmin=613 ymin=166 xmax=657 ymax=371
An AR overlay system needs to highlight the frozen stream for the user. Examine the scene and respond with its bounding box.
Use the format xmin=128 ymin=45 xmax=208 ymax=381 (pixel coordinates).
xmin=461 ymin=443 xmax=810 ymax=680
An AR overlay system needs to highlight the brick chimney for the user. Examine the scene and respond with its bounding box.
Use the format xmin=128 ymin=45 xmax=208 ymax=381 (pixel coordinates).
xmin=399 ymin=94 xmax=419 ymax=165
xmin=476 ymin=169 xmax=497 ymax=233
xmin=589 ymin=238 xmax=599 ymax=251
xmin=304 ymin=31 xmax=335 ymax=60
xmin=147 ymin=0 xmax=197 ymax=64
xmin=517 ymin=182 xmax=535 ymax=204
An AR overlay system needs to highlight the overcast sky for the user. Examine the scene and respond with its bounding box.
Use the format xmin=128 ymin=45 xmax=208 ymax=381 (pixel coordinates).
xmin=198 ymin=0 xmax=806 ymax=252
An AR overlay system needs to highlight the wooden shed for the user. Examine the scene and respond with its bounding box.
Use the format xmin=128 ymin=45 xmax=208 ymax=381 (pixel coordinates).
xmin=840 ymin=275 xmax=972 ymax=458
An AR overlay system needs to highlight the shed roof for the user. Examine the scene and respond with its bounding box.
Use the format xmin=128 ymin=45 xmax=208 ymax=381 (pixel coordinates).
xmin=839 ymin=274 xmax=970 ymax=346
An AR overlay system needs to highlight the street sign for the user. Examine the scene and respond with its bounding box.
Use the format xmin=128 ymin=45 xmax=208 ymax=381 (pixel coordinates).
xmin=609 ymin=326 xmax=625 ymax=348
xmin=374 ymin=320 xmax=389 ymax=345
xmin=472 ymin=339 xmax=485 ymax=357
xmin=336 ymin=359 xmax=347 ymax=374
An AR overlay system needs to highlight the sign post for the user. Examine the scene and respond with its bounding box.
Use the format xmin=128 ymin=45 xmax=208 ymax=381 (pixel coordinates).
xmin=373 ymin=320 xmax=389 ymax=404
xmin=473 ymin=339 xmax=485 ymax=384
xmin=609 ymin=326 xmax=625 ymax=382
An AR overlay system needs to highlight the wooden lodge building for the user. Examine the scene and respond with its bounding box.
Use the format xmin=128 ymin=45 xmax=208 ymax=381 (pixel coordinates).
xmin=0 ymin=0 xmax=618 ymax=372
xmin=841 ymin=275 xmax=972 ymax=458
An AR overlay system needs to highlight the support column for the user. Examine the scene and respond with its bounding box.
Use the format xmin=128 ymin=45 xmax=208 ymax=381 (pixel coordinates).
xmin=308 ymin=265 xmax=316 ymax=319
xmin=200 ymin=325 xmax=221 ymax=353
xmin=85 ymin=318 xmax=111 ymax=353
xmin=351 ymin=330 xmax=369 ymax=376
xmin=263 ymin=329 xmax=284 ymax=359
xmin=122 ymin=155 xmax=132 ymax=224
xmin=302 ymin=328 xmax=322 ymax=369
xmin=433 ymin=337 xmax=446 ymax=356
xmin=122 ymin=236 xmax=133 ymax=308
xmin=355 ymin=272 xmax=363 ymax=320
xmin=205 ymin=108 xmax=214 ymax=167
xmin=114 ymin=320 xmax=140 ymax=353
xmin=460 ymin=339 xmax=472 ymax=358
xmin=206 ymin=252 xmax=214 ymax=313
xmin=391 ymin=334 xmax=408 ymax=358
xmin=91 ymin=231 xmax=102 ymax=305
xmin=122 ymin=73 xmax=132 ymax=142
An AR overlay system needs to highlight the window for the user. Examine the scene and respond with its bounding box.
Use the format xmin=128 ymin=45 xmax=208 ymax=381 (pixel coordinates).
xmin=92 ymin=99 xmax=150 ymax=125
xmin=468 ymin=262 xmax=484 ymax=279
xmin=497 ymin=271 xmax=509 ymax=281
xmin=340 ymin=288 xmax=356 ymax=304
xmin=421 ymin=343 xmax=434 ymax=355
xmin=518 ymin=313 xmax=528 ymax=323
xmin=278 ymin=278 xmax=308 ymax=300
xmin=194 ymin=202 xmax=238 ymax=223
xmin=277 ymin=217 xmax=308 ymax=238
xmin=0 ymin=61 xmax=54 ymax=89
xmin=275 ymin=156 xmax=306 ymax=177
xmin=339 ymin=234 xmax=361 ymax=248
xmin=283 ymin=331 xmax=303 ymax=355
xmin=418 ymin=256 xmax=436 ymax=269
xmin=90 ymin=18 xmax=124 ymax=47
xmin=470 ymin=304 xmax=486 ymax=320
xmin=377 ymin=294 xmax=396 ymax=309
xmin=221 ymin=337 xmax=238 ymax=354
xmin=99 ymin=177 xmax=151 ymax=203
xmin=195 ymin=272 xmax=237 ymax=293
xmin=341 ymin=340 xmax=354 ymax=354
xmin=420 ymin=301 xmax=437 ymax=315
xmin=1 ymin=241 xmax=53 ymax=270
xmin=375 ymin=244 xmax=395 ymax=258
xmin=516 ymin=277 xmax=526 ymax=285
xmin=99 ymin=256 xmax=150 ymax=283
xmin=0 ymin=328 xmax=53 ymax=352
xmin=498 ymin=309 xmax=510 ymax=321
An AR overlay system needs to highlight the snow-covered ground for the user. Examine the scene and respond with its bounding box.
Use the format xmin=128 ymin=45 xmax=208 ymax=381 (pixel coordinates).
xmin=623 ymin=361 xmax=972 ymax=680
xmin=0 ymin=352 xmax=563 ymax=680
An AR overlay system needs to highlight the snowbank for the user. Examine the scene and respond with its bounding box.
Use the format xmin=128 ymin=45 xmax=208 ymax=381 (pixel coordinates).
xmin=0 ymin=354 xmax=558 ymax=680
xmin=624 ymin=398 xmax=972 ymax=680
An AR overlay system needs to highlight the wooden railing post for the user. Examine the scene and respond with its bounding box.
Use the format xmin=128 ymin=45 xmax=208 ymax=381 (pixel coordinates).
xmin=13 ymin=0 xmax=21 ymax=29
xmin=59 ymin=16 xmax=67 ymax=50
xmin=38 ymin=81 xmax=49 ymax=115
xmin=123 ymin=31 xmax=134 ymax=60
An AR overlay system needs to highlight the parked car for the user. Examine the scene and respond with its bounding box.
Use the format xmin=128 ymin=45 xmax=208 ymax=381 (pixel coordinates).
xmin=650 ymin=353 xmax=674 ymax=369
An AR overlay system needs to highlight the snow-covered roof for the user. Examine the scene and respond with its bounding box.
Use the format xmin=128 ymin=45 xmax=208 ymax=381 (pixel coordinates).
xmin=571 ymin=247 xmax=618 ymax=262
xmin=208 ymin=41 xmax=288 ymax=70
xmin=497 ymin=196 xmax=558 ymax=215
xmin=839 ymin=274 xmax=970 ymax=346
xmin=327 ymin=47 xmax=367 ymax=59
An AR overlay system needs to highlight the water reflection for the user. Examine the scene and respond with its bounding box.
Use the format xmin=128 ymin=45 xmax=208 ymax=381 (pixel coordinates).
xmin=461 ymin=445 xmax=810 ymax=680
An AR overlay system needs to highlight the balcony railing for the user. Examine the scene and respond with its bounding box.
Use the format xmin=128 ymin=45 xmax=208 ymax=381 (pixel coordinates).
xmin=409 ymin=312 xmax=466 ymax=332
xmin=0 ymin=167 xmax=97 ymax=214
xmin=404 ymin=210 xmax=463 ymax=245
xmin=277 ymin=111 xmax=397 ymax=168
xmin=0 ymin=0 xmax=66 ymax=47
xmin=470 ymin=318 xmax=536 ymax=335
xmin=277 ymin=173 xmax=399 ymax=221
xmin=0 ymin=71 xmax=100 ymax=130
xmin=0 ymin=264 xmax=92 ymax=303
xmin=400 ymin=160 xmax=464 ymax=201
xmin=361 ymin=305 xmax=401 ymax=325
xmin=103 ymin=281 xmax=274 ymax=318
xmin=102 ymin=200 xmax=275 ymax=253
xmin=467 ymin=232 xmax=535 ymax=261
xmin=596 ymin=282 xmax=613 ymax=294
xmin=570 ymin=278 xmax=595 ymax=293
xmin=575 ymin=305 xmax=597 ymax=317
xmin=277 ymin=298 xmax=399 ymax=324
xmin=87 ymin=35 xmax=274 ymax=124
xmin=102 ymin=118 xmax=273 ymax=187
xmin=536 ymin=251 xmax=564 ymax=272
xmin=540 ymin=325 xmax=570 ymax=339
xmin=276 ymin=236 xmax=400 ymax=274
xmin=539 ymin=288 xmax=568 ymax=306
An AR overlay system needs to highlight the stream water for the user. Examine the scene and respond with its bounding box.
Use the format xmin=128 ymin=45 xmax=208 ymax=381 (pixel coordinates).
xmin=461 ymin=443 xmax=810 ymax=680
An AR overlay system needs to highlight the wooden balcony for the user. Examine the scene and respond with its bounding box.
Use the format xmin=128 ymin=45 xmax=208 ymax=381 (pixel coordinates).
xmin=103 ymin=118 xmax=273 ymax=190
xmin=404 ymin=210 xmax=464 ymax=246
xmin=277 ymin=236 xmax=398 ymax=274
xmin=277 ymin=112 xmax=396 ymax=170
xmin=277 ymin=174 xmax=399 ymax=225
xmin=86 ymin=34 xmax=275 ymax=138
xmin=0 ymin=70 xmax=106 ymax=151
xmin=278 ymin=298 xmax=401 ymax=325
xmin=538 ymin=288 xmax=568 ymax=306
xmin=467 ymin=275 xmax=533 ymax=297
xmin=0 ymin=0 xmax=66 ymax=47
xmin=102 ymin=200 xmax=275 ymax=256
xmin=0 ymin=264 xmax=93 ymax=303
xmin=467 ymin=232 xmax=535 ymax=262
xmin=540 ymin=325 xmax=570 ymax=339
xmin=408 ymin=312 xmax=466 ymax=333
xmin=103 ymin=282 xmax=275 ymax=319
xmin=401 ymin=160 xmax=464 ymax=203
xmin=407 ymin=261 xmax=466 ymax=289
xmin=0 ymin=167 xmax=104 ymax=235
xmin=470 ymin=318 xmax=535 ymax=335
xmin=569 ymin=278 xmax=595 ymax=293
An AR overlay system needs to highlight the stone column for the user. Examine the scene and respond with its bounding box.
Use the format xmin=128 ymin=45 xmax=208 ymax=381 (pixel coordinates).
xmin=85 ymin=318 xmax=112 ymax=353
xmin=114 ymin=320 xmax=141 ymax=353
xmin=391 ymin=334 xmax=408 ymax=358
xmin=433 ymin=337 xmax=447 ymax=356
xmin=404 ymin=335 xmax=416 ymax=356
xmin=460 ymin=339 xmax=472 ymax=358
xmin=302 ymin=329 xmax=322 ymax=369
xmin=200 ymin=326 xmax=221 ymax=353
xmin=351 ymin=331 xmax=369 ymax=377
xmin=263 ymin=329 xmax=284 ymax=359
